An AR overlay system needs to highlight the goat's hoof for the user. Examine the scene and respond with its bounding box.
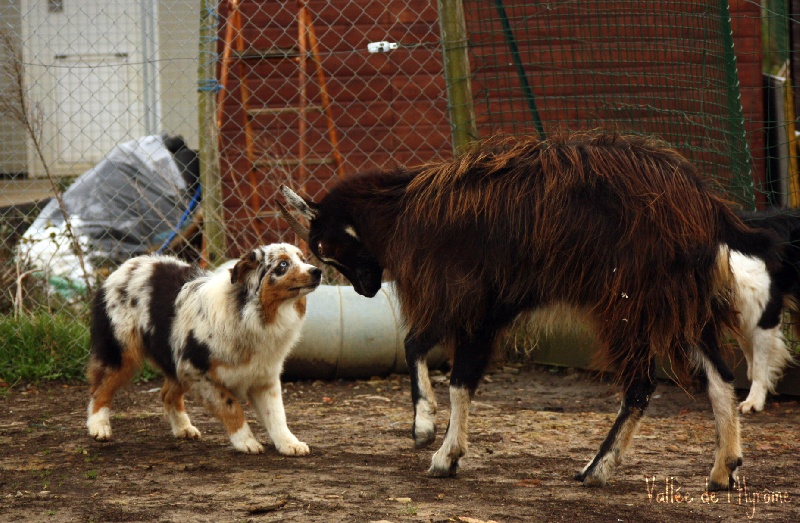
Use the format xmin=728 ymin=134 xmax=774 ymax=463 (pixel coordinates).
xmin=574 ymin=462 xmax=608 ymax=487
xmin=575 ymin=471 xmax=607 ymax=487
xmin=707 ymin=481 xmax=727 ymax=492
xmin=428 ymin=459 xmax=459 ymax=478
xmin=707 ymin=479 xmax=732 ymax=492
xmin=708 ymin=457 xmax=742 ymax=491
xmin=580 ymin=475 xmax=608 ymax=487
xmin=414 ymin=433 xmax=436 ymax=449
xmin=412 ymin=420 xmax=436 ymax=448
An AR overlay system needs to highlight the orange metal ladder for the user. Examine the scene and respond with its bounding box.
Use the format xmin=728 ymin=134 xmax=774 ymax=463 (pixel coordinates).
xmin=216 ymin=0 xmax=345 ymax=233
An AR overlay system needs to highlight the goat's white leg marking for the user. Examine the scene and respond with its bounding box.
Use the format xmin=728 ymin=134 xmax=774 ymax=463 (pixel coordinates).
xmin=702 ymin=355 xmax=742 ymax=490
xmin=577 ymin=364 xmax=656 ymax=486
xmin=429 ymin=386 xmax=469 ymax=477
xmin=579 ymin=404 xmax=643 ymax=486
xmin=413 ymin=359 xmax=437 ymax=447
xmin=249 ymin=382 xmax=309 ymax=456
xmin=86 ymin=400 xmax=112 ymax=441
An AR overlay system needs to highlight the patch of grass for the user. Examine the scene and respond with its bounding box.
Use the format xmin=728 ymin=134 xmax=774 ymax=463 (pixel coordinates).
xmin=0 ymin=312 xmax=90 ymax=385
xmin=84 ymin=470 xmax=98 ymax=480
xmin=0 ymin=309 xmax=163 ymax=388
xmin=135 ymin=361 xmax=161 ymax=383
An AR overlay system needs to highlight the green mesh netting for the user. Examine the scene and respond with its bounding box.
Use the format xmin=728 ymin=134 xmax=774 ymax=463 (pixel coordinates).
xmin=463 ymin=0 xmax=754 ymax=207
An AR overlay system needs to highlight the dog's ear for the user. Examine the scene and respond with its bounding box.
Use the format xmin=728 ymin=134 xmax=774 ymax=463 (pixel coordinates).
xmin=230 ymin=251 xmax=259 ymax=285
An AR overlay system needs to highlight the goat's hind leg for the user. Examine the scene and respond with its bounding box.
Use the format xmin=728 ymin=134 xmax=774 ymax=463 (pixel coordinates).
xmin=405 ymin=328 xmax=442 ymax=448
xmin=696 ymin=343 xmax=742 ymax=491
xmin=576 ymin=359 xmax=657 ymax=487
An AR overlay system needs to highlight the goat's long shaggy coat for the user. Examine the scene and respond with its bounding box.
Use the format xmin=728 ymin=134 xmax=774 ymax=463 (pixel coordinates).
xmin=371 ymin=133 xmax=756 ymax=382
xmin=280 ymin=130 xmax=774 ymax=486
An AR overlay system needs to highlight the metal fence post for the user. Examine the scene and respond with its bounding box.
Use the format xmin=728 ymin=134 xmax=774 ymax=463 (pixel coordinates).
xmin=437 ymin=0 xmax=478 ymax=154
xmin=198 ymin=0 xmax=227 ymax=266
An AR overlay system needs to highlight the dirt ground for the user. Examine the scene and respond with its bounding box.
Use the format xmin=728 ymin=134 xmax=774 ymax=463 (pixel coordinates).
xmin=1 ymin=364 xmax=798 ymax=522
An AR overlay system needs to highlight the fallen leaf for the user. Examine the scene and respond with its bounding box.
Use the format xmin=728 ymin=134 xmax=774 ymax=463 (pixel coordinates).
xmin=247 ymin=499 xmax=287 ymax=514
xmin=456 ymin=517 xmax=501 ymax=523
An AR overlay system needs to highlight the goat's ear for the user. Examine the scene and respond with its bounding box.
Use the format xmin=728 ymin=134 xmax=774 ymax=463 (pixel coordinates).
xmin=280 ymin=185 xmax=319 ymax=221
xmin=230 ymin=251 xmax=259 ymax=285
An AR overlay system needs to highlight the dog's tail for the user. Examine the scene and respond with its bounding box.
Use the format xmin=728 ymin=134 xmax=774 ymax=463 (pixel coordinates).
xmin=87 ymin=287 xmax=126 ymax=388
xmin=719 ymin=207 xmax=779 ymax=267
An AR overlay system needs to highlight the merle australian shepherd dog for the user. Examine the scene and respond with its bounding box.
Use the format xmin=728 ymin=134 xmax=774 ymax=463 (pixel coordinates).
xmin=731 ymin=209 xmax=800 ymax=413
xmin=86 ymin=243 xmax=321 ymax=455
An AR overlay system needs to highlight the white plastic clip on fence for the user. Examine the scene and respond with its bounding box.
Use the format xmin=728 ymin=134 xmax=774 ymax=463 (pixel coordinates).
xmin=367 ymin=41 xmax=399 ymax=53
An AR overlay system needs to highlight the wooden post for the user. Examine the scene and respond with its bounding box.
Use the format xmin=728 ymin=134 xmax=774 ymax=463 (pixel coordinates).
xmin=437 ymin=0 xmax=478 ymax=154
xmin=198 ymin=0 xmax=227 ymax=266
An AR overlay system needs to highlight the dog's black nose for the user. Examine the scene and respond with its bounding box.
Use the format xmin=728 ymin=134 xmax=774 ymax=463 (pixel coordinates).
xmin=310 ymin=267 xmax=322 ymax=281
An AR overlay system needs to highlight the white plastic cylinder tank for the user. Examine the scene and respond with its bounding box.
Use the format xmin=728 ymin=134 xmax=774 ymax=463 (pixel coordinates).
xmin=283 ymin=283 xmax=448 ymax=379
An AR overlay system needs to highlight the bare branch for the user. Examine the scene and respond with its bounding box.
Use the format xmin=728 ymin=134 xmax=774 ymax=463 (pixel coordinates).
xmin=0 ymin=29 xmax=94 ymax=299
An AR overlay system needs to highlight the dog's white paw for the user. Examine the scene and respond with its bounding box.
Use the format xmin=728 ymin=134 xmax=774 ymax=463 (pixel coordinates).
xmin=276 ymin=440 xmax=310 ymax=456
xmin=87 ymin=407 xmax=112 ymax=441
xmin=88 ymin=421 xmax=112 ymax=441
xmin=738 ymin=399 xmax=764 ymax=414
xmin=738 ymin=387 xmax=767 ymax=414
xmin=230 ymin=426 xmax=264 ymax=454
xmin=234 ymin=437 xmax=264 ymax=454
xmin=174 ymin=425 xmax=201 ymax=439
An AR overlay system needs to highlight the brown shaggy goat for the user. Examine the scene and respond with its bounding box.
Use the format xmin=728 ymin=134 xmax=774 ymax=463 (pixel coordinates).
xmin=278 ymin=131 xmax=775 ymax=490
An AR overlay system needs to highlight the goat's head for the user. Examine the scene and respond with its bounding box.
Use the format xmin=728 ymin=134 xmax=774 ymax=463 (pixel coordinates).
xmin=278 ymin=185 xmax=383 ymax=298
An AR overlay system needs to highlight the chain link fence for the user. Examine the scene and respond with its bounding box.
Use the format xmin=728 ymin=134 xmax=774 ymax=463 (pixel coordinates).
xmin=2 ymin=1 xmax=800 ymax=368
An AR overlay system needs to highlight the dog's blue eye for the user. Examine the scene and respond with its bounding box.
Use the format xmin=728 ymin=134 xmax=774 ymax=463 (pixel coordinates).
xmin=274 ymin=260 xmax=289 ymax=276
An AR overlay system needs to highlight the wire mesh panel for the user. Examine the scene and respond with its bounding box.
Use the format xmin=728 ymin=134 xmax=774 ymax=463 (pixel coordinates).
xmin=465 ymin=0 xmax=755 ymax=206
xmin=2 ymin=1 xmax=800 ymax=373
xmin=213 ymin=0 xmax=451 ymax=255
xmin=1 ymin=1 xmax=203 ymax=318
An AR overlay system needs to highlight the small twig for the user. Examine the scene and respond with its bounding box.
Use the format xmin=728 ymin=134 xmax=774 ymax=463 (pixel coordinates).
xmin=13 ymin=253 xmax=35 ymax=319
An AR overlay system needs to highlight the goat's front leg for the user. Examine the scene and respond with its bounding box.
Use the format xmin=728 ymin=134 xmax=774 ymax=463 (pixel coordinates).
xmin=576 ymin=359 xmax=656 ymax=486
xmin=428 ymin=328 xmax=494 ymax=477
xmin=405 ymin=328 xmax=442 ymax=448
